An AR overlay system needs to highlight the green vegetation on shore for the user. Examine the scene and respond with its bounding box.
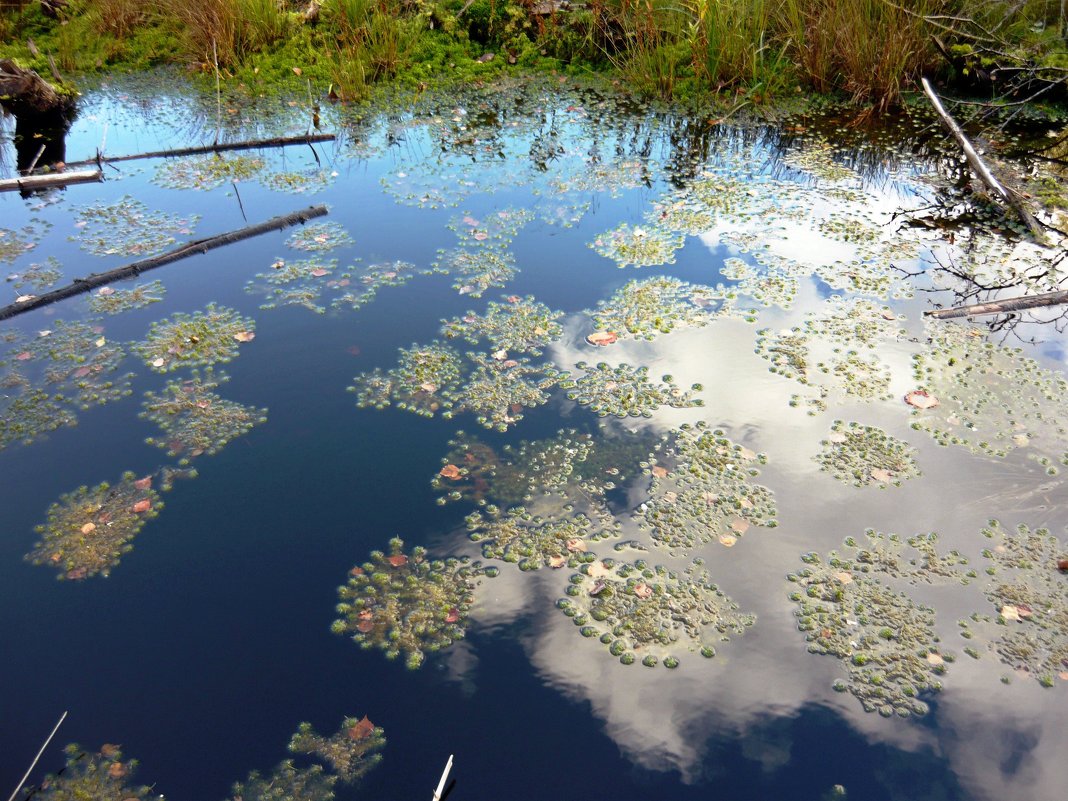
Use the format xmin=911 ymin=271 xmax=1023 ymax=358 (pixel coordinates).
xmin=2 ymin=1 xmax=1068 ymax=111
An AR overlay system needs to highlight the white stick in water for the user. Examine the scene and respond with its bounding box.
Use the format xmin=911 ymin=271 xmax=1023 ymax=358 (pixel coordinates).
xmin=432 ymin=754 xmax=454 ymax=801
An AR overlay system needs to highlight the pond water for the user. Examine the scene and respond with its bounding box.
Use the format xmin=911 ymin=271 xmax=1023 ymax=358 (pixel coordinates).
xmin=2 ymin=74 xmax=1068 ymax=801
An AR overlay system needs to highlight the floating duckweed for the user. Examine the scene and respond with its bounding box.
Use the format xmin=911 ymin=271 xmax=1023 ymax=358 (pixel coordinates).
xmin=446 ymin=353 xmax=558 ymax=431
xmin=333 ymin=537 xmax=494 ymax=669
xmin=245 ymin=257 xmax=338 ymax=313
xmin=958 ymin=520 xmax=1068 ymax=686
xmin=0 ymin=223 xmax=44 ymax=263
xmin=433 ymin=428 xmax=598 ymax=508
xmin=441 ymin=295 xmax=563 ymax=355
xmin=818 ymin=213 xmax=882 ymax=245
xmin=636 ymin=422 xmax=777 ymax=551
xmin=737 ymin=272 xmax=799 ymax=309
xmin=286 ymin=222 xmax=354 ymax=253
xmin=228 ymin=759 xmax=337 ymax=801
xmin=141 ymin=368 xmax=267 ymax=464
xmin=559 ymin=362 xmax=701 ymax=418
xmin=590 ymin=223 xmax=683 ymax=268
xmin=788 ymin=550 xmax=944 ymax=717
xmin=0 ymin=388 xmax=77 ymax=450
xmin=29 ymin=743 xmax=155 ymax=801
xmin=261 ymin=168 xmax=335 ymax=195
xmin=74 ymin=196 xmax=198 ymax=258
xmin=135 ymin=303 xmax=255 ymax=372
xmin=588 ymin=277 xmax=721 ymax=340
xmin=911 ymin=319 xmax=1068 ymax=462
xmin=87 ymin=280 xmax=166 ymax=315
xmin=783 ymin=140 xmax=858 ymax=183
xmin=10 ymin=256 xmax=62 ymax=292
xmin=647 ymin=196 xmax=716 ymax=235
xmin=330 ymin=260 xmax=423 ymax=312
xmin=433 ymin=247 xmax=517 ymax=298
xmin=23 ymin=320 xmax=134 ymax=410
xmin=816 ymin=421 xmax=920 ymax=488
xmin=155 ymin=153 xmax=265 ymax=190
xmin=288 ymin=716 xmax=385 ymax=784
xmin=449 ymin=208 xmax=535 ymax=249
xmin=557 ymin=559 xmax=754 ymax=664
xmin=349 ymin=342 xmax=463 ymax=417
xmin=466 ymin=504 xmax=620 ymax=570
xmin=27 ymin=471 xmax=162 ymax=580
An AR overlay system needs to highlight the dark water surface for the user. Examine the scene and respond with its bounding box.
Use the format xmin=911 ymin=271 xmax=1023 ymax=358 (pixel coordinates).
xmin=2 ymin=74 xmax=1067 ymax=801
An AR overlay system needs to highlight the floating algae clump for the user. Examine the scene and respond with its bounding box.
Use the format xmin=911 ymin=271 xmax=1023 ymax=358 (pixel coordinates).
xmin=87 ymin=280 xmax=166 ymax=315
xmin=27 ymin=743 xmax=155 ymax=801
xmin=245 ymin=257 xmax=343 ymax=314
xmin=141 ymin=368 xmax=267 ymax=463
xmin=286 ymin=222 xmax=354 ymax=253
xmin=0 ymin=388 xmax=77 ymax=450
xmin=559 ymin=362 xmax=702 ymax=418
xmin=261 ymin=168 xmax=335 ymax=195
xmin=433 ymin=246 xmax=517 ymax=298
xmin=349 ymin=342 xmax=463 ymax=417
xmin=910 ymin=319 xmax=1068 ymax=465
xmin=446 ymin=353 xmax=559 ymax=431
xmin=755 ymin=297 xmax=900 ymax=406
xmin=73 ymin=196 xmax=197 ymax=258
xmin=10 ymin=256 xmax=62 ymax=292
xmin=135 ymin=303 xmax=255 ymax=372
xmin=815 ymin=421 xmax=920 ymax=488
xmin=155 ymin=153 xmax=265 ymax=190
xmin=467 ymin=503 xmax=620 ymax=571
xmin=556 ymin=559 xmax=754 ymax=666
xmin=787 ymin=538 xmax=957 ymax=717
xmin=783 ymin=140 xmax=858 ymax=183
xmin=27 ymin=471 xmax=162 ymax=580
xmin=228 ymin=760 xmax=336 ymax=801
xmin=330 ymin=260 xmax=423 ymax=312
xmin=635 ymin=422 xmax=776 ymax=550
xmin=958 ymin=520 xmax=1068 ymax=687
xmin=332 ymin=537 xmax=495 ymax=669
xmin=289 ymin=716 xmax=385 ymax=784
xmin=588 ymin=277 xmax=719 ymax=340
xmin=441 ymin=295 xmax=563 ymax=355
xmin=23 ymin=321 xmax=134 ymax=410
xmin=590 ymin=223 xmax=683 ymax=269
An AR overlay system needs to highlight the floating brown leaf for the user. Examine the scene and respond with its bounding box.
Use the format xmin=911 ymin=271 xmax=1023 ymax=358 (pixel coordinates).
xmin=131 ymin=499 xmax=152 ymax=513
xmin=439 ymin=464 xmax=462 ymax=480
xmin=634 ymin=582 xmax=653 ymax=600
xmin=348 ymin=715 xmax=374 ymax=740
xmin=233 ymin=331 xmax=255 ymax=343
xmin=386 ymin=554 xmax=408 ymax=567
xmin=585 ymin=331 xmax=618 ymax=346
xmin=904 ymin=389 xmax=939 ymax=410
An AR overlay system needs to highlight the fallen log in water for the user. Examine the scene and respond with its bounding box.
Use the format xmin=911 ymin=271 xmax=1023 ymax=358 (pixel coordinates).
xmin=60 ymin=133 xmax=336 ymax=170
xmin=921 ymin=77 xmax=1047 ymax=243
xmin=925 ymin=289 xmax=1068 ymax=319
xmin=0 ymin=204 xmax=328 ymax=321
xmin=0 ymin=168 xmax=102 ymax=193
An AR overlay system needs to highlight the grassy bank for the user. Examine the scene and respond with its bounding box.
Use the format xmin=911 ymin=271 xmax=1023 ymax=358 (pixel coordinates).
xmin=2 ymin=0 xmax=1068 ymax=112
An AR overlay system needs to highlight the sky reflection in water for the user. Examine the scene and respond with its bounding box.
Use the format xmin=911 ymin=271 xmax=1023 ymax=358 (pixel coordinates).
xmin=2 ymin=74 xmax=1067 ymax=801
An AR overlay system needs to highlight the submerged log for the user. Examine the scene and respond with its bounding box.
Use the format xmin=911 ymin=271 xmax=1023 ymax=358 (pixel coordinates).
xmin=0 ymin=205 xmax=328 ymax=321
xmin=0 ymin=168 xmax=101 ymax=194
xmin=925 ymin=290 xmax=1068 ymax=319
xmin=921 ymin=77 xmax=1046 ymax=243
xmin=59 ymin=133 xmax=336 ymax=170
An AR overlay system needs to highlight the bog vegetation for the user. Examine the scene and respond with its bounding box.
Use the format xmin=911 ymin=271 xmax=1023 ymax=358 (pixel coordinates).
xmin=1 ymin=0 xmax=1067 ymax=110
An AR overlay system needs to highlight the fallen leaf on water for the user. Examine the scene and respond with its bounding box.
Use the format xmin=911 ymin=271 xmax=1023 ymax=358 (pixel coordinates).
xmin=565 ymin=538 xmax=587 ymax=553
xmin=870 ymin=468 xmax=893 ymax=483
xmin=445 ymin=607 xmax=460 ymax=623
xmin=386 ymin=554 xmax=408 ymax=567
xmin=462 ymin=216 xmax=480 ymax=227
xmin=1000 ymin=605 xmax=1021 ymax=622
xmin=828 ymin=432 xmax=847 ymax=444
xmin=94 ymin=337 xmax=106 ymax=347
xmin=100 ymin=744 xmax=121 ymax=758
xmin=107 ymin=762 xmax=127 ymax=779
xmin=834 ymin=571 xmax=853 ymax=585
xmin=233 ymin=331 xmax=255 ymax=342
xmin=16 ymin=294 xmax=35 ymax=303
xmin=881 ymin=309 xmax=897 ymax=321
xmin=634 ymin=582 xmax=653 ymax=600
xmin=491 ymin=349 xmax=507 ymax=361
xmin=348 ymin=715 xmax=375 ymax=740
xmin=439 ymin=464 xmax=462 ymax=479
xmin=292 ymin=67 xmax=302 ymax=76
xmin=66 ymin=567 xmax=87 ymax=580
xmin=926 ymin=653 xmax=944 ymax=666
xmin=548 ymin=555 xmax=567 ymax=568
xmin=14 ymin=351 xmax=31 ymax=361
xmin=133 ymin=476 xmax=152 ymax=490
xmin=718 ymin=533 xmax=737 ymax=547
xmin=73 ymin=366 xmax=92 ymax=378
xmin=730 ymin=518 xmax=750 ymax=535
xmin=98 ymin=287 xmax=116 ymax=296
xmin=151 ymin=357 xmax=166 ymax=368
xmin=356 ymin=619 xmax=374 ymax=633
xmin=904 ymin=389 xmax=939 ymax=410
xmin=310 ymin=268 xmax=329 ymax=277
xmin=80 ymin=522 xmax=96 ymax=534
xmin=587 ymin=561 xmax=610 ymax=578
xmin=651 ymin=465 xmax=668 ymax=478
xmin=585 ymin=331 xmax=618 ymax=346
xmin=1012 ymin=433 xmax=1030 ymax=447
xmin=131 ymin=499 xmax=152 ymax=513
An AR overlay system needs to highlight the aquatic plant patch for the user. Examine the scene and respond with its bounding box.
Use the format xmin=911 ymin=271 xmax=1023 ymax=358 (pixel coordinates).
xmin=557 ymin=558 xmax=755 ymax=667
xmin=441 ymin=295 xmax=563 ymax=355
xmin=27 ymin=471 xmax=162 ymax=580
xmin=87 ymin=280 xmax=167 ymax=315
xmin=155 ymin=153 xmax=265 ymax=191
xmin=228 ymin=759 xmax=336 ymax=801
xmin=559 ymin=362 xmax=702 ymax=418
xmin=289 ymin=716 xmax=385 ymax=784
xmin=141 ymin=368 xmax=267 ymax=463
xmin=590 ymin=223 xmax=684 ymax=269
xmin=73 ymin=196 xmax=198 ymax=258
xmin=332 ymin=537 xmax=497 ymax=669
xmin=815 ymin=421 xmax=920 ymax=488
xmin=286 ymin=222 xmax=354 ymax=253
xmin=134 ymin=304 xmax=255 ymax=372
xmin=587 ymin=277 xmax=719 ymax=340
xmin=349 ymin=342 xmax=464 ymax=417
xmin=28 ymin=743 xmax=156 ymax=801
